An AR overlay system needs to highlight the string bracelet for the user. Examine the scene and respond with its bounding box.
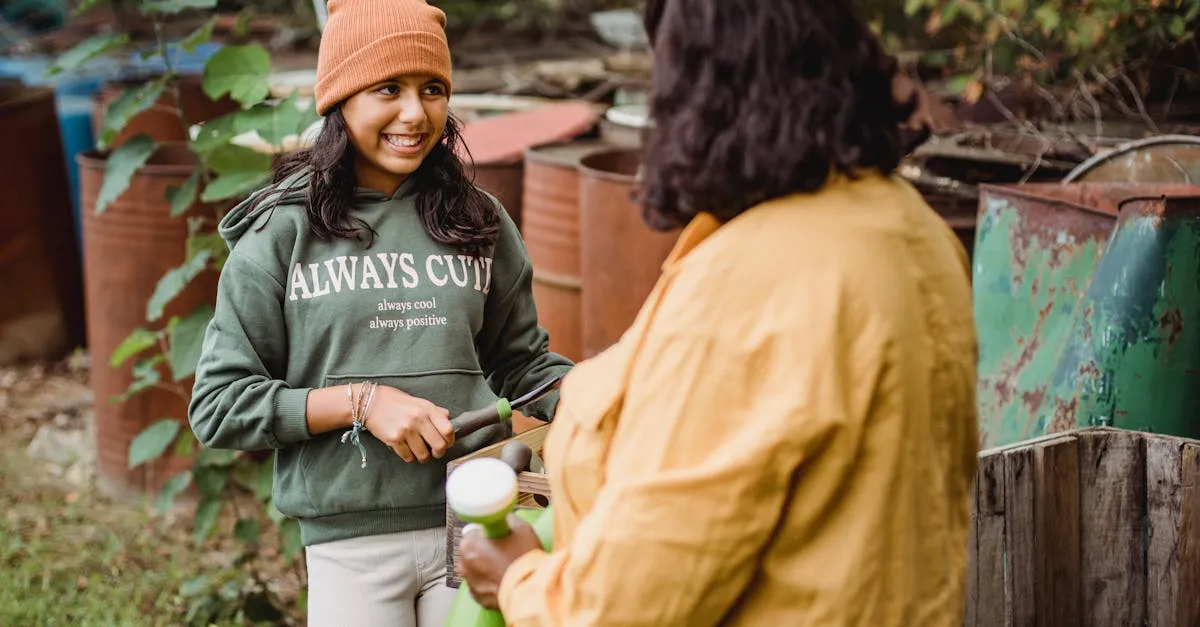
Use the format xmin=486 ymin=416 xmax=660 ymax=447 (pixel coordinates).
xmin=340 ymin=382 xmax=377 ymax=469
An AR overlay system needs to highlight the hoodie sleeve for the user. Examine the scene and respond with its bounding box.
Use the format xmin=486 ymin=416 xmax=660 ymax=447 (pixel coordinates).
xmin=475 ymin=211 xmax=574 ymax=422
xmin=188 ymin=251 xmax=312 ymax=450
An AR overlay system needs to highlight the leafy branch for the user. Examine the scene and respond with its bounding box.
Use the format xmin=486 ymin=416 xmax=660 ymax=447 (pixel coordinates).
xmin=50 ymin=1 xmax=319 ymax=623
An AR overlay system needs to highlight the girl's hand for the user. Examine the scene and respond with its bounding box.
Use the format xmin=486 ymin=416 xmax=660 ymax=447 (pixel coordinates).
xmin=459 ymin=516 xmax=544 ymax=610
xmin=363 ymin=386 xmax=456 ymax=462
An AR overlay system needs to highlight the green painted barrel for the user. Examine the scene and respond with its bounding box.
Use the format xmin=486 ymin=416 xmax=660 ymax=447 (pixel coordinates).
xmin=974 ymin=184 xmax=1200 ymax=448
xmin=1039 ymin=195 xmax=1200 ymax=435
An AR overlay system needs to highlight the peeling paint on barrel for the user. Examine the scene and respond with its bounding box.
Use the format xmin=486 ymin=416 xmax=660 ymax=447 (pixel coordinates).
xmin=974 ymin=183 xmax=1200 ymax=448
xmin=1038 ymin=195 xmax=1200 ymax=439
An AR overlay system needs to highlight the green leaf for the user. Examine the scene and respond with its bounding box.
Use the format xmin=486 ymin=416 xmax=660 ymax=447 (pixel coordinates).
xmin=189 ymin=113 xmax=241 ymax=154
xmin=1034 ymin=5 xmax=1062 ymax=34
xmin=157 ymin=471 xmax=193 ymax=515
xmin=166 ymin=170 xmax=202 ymax=217
xmin=1170 ymin=16 xmax=1187 ymax=38
xmin=180 ymin=574 xmax=210 ymax=597
xmin=255 ymin=458 xmax=273 ymax=501
xmin=194 ymin=465 xmax=227 ymax=498
xmin=96 ymin=134 xmax=157 ymax=214
xmin=279 ymin=518 xmax=303 ymax=560
xmin=141 ymin=0 xmax=218 ymax=15
xmin=233 ymin=518 xmax=261 ymax=545
xmin=98 ymin=80 xmax=166 ymax=150
xmin=201 ymin=171 xmax=271 ymax=202
xmin=71 ymin=0 xmax=108 ymax=16
xmin=47 ymin=33 xmax=129 ymax=77
xmin=110 ymin=327 xmax=158 ymax=367
xmin=128 ymin=418 xmax=182 ymax=469
xmin=202 ymin=45 xmax=273 ymax=107
xmin=266 ymin=500 xmax=287 ymax=524
xmin=194 ymin=498 xmax=224 ymax=545
xmin=187 ymin=232 xmax=230 ymax=270
xmin=167 ymin=304 xmax=213 ymax=381
xmin=234 ymin=94 xmax=320 ymax=148
xmin=197 ymin=144 xmax=272 ymax=202
xmin=196 ymin=446 xmax=238 ymax=468
xmin=117 ymin=356 xmax=164 ymax=402
xmin=998 ymin=0 xmax=1025 ymax=16
xmin=174 ymin=430 xmax=197 ymax=457
xmin=180 ymin=17 xmax=217 ymax=53
xmin=205 ymin=144 xmax=273 ymax=175
xmin=146 ymin=249 xmax=212 ymax=322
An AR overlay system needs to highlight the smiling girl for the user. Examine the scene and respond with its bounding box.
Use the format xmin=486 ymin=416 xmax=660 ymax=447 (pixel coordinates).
xmin=186 ymin=1 xmax=573 ymax=624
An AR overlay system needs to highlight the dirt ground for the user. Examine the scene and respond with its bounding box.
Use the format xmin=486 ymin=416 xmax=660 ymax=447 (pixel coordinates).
xmin=0 ymin=354 xmax=303 ymax=626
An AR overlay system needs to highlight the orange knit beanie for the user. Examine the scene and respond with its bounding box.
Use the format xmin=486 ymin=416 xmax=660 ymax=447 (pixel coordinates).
xmin=314 ymin=0 xmax=453 ymax=116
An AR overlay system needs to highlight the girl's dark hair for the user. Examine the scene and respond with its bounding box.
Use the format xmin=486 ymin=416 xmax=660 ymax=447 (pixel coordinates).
xmin=265 ymin=108 xmax=499 ymax=256
xmin=637 ymin=0 xmax=918 ymax=230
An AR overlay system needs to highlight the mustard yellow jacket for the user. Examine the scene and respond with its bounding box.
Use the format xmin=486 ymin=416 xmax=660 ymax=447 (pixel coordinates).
xmin=498 ymin=173 xmax=980 ymax=626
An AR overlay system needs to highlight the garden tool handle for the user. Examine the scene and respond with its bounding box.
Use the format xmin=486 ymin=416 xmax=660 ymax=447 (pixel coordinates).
xmin=450 ymin=374 xmax=565 ymax=440
xmin=450 ymin=399 xmax=512 ymax=440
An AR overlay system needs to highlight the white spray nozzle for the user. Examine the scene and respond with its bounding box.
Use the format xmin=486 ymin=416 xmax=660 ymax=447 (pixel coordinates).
xmin=446 ymin=457 xmax=519 ymax=519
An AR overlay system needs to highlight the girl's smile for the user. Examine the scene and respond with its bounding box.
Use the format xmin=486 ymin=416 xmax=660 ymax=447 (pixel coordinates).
xmin=383 ymin=132 xmax=429 ymax=155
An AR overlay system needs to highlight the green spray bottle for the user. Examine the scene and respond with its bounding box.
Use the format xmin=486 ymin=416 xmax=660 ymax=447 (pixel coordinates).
xmin=444 ymin=444 xmax=554 ymax=627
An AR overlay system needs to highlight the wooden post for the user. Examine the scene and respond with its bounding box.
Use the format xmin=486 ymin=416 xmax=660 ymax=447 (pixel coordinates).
xmin=963 ymin=428 xmax=1200 ymax=627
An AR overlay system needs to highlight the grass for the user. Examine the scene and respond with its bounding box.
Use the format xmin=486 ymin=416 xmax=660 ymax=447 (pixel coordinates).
xmin=0 ymin=453 xmax=208 ymax=625
xmin=0 ymin=359 xmax=303 ymax=626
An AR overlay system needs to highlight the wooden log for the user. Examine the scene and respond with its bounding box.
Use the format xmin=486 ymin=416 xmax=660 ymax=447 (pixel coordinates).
xmin=1032 ymin=437 xmax=1081 ymax=626
xmin=1004 ymin=444 xmax=1037 ymax=626
xmin=1147 ymin=435 xmax=1183 ymax=627
xmin=1176 ymin=444 xmax=1200 ymax=626
xmin=1078 ymin=429 xmax=1146 ymax=626
xmin=973 ymin=453 xmax=1007 ymax=625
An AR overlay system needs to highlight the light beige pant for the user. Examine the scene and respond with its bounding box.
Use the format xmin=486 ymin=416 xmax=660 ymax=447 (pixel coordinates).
xmin=306 ymin=527 xmax=457 ymax=627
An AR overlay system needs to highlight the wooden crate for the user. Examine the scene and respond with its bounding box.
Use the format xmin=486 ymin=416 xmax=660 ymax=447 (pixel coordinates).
xmin=444 ymin=424 xmax=553 ymax=588
xmin=964 ymin=427 xmax=1200 ymax=626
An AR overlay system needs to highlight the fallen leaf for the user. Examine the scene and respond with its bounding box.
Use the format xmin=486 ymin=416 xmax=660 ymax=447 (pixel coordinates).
xmin=963 ymin=80 xmax=985 ymax=104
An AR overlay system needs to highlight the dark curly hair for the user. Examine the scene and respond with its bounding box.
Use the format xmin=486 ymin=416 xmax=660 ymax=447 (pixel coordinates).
xmin=637 ymin=0 xmax=918 ymax=230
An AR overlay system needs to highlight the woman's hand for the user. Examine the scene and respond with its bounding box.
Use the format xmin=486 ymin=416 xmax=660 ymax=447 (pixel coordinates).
xmin=459 ymin=517 xmax=544 ymax=610
xmin=363 ymin=386 xmax=456 ymax=462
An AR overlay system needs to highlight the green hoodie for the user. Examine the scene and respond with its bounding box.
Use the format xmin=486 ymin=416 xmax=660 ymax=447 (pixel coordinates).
xmin=187 ymin=170 xmax=573 ymax=546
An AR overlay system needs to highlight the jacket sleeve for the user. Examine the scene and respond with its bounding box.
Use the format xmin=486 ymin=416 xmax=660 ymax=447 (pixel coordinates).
xmin=475 ymin=211 xmax=574 ymax=421
xmin=496 ymin=326 xmax=857 ymax=626
xmin=188 ymin=252 xmax=312 ymax=451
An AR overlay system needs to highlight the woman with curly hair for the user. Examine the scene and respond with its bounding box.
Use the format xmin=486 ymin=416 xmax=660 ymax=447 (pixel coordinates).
xmin=458 ymin=0 xmax=979 ymax=624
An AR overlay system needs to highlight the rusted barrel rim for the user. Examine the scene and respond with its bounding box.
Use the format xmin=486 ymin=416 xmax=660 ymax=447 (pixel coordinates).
xmin=1116 ymin=194 xmax=1200 ymax=215
xmin=77 ymin=143 xmax=200 ymax=176
xmin=977 ymin=183 xmax=1139 ymax=219
xmin=524 ymin=138 xmax=613 ymax=168
xmin=579 ymin=147 xmax=642 ymax=184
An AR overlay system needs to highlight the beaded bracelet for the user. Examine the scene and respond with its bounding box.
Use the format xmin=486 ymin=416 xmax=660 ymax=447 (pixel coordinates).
xmin=340 ymin=381 xmax=377 ymax=469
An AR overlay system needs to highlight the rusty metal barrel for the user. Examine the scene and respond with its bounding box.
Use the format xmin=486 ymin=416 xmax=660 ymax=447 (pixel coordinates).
xmin=521 ymin=140 xmax=611 ymax=362
xmin=578 ymin=148 xmax=681 ymax=358
xmin=470 ymin=160 xmax=525 ymax=230
xmin=0 ymin=83 xmax=86 ymax=364
xmin=972 ymin=182 xmax=1200 ymax=449
xmin=79 ymin=143 xmax=219 ymax=498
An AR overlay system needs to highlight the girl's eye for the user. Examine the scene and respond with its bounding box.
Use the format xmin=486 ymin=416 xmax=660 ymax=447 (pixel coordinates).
xmin=423 ymin=83 xmax=446 ymax=97
xmin=377 ymin=84 xmax=400 ymax=96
